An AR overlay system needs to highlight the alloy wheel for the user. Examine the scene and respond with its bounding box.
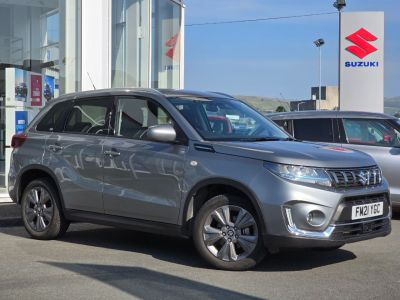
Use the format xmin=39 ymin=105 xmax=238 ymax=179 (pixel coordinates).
xmin=24 ymin=187 xmax=54 ymax=232
xmin=202 ymin=205 xmax=258 ymax=262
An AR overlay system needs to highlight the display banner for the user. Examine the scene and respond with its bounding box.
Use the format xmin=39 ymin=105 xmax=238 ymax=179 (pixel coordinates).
xmin=44 ymin=75 xmax=55 ymax=102
xmin=30 ymin=74 xmax=42 ymax=106
xmin=340 ymin=12 xmax=384 ymax=112
xmin=15 ymin=111 xmax=28 ymax=134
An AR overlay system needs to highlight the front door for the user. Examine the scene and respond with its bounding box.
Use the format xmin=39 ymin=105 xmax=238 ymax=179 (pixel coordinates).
xmin=102 ymin=96 xmax=187 ymax=224
xmin=47 ymin=97 xmax=114 ymax=213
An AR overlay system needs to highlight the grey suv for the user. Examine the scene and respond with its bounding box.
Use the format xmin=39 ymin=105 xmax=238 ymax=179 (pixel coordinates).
xmin=9 ymin=89 xmax=391 ymax=270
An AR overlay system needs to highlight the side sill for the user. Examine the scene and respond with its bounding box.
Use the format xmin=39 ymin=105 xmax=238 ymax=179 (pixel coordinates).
xmin=64 ymin=209 xmax=190 ymax=239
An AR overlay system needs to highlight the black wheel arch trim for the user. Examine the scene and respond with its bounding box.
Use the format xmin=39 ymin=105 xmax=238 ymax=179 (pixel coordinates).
xmin=181 ymin=178 xmax=267 ymax=236
xmin=16 ymin=164 xmax=67 ymax=214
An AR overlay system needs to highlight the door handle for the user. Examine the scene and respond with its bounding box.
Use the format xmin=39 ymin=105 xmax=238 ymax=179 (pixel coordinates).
xmin=48 ymin=144 xmax=64 ymax=152
xmin=104 ymin=150 xmax=121 ymax=157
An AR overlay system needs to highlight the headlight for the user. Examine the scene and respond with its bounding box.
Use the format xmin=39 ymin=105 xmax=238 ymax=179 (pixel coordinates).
xmin=264 ymin=162 xmax=332 ymax=187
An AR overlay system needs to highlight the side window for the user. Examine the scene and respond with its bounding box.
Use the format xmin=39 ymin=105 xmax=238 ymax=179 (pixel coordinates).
xmin=115 ymin=97 xmax=172 ymax=139
xmin=64 ymin=98 xmax=113 ymax=135
xmin=273 ymin=119 xmax=292 ymax=135
xmin=36 ymin=101 xmax=71 ymax=132
xmin=343 ymin=118 xmax=400 ymax=147
xmin=293 ymin=118 xmax=334 ymax=142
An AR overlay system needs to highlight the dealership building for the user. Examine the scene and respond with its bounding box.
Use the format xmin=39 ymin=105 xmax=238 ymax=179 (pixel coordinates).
xmin=0 ymin=0 xmax=185 ymax=188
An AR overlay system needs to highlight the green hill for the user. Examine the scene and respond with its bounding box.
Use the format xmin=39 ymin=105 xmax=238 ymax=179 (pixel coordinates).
xmin=235 ymin=96 xmax=290 ymax=113
xmin=384 ymin=96 xmax=400 ymax=115
xmin=236 ymin=95 xmax=400 ymax=115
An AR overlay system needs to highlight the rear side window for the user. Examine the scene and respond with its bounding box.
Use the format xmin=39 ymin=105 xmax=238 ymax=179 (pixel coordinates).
xmin=293 ymin=118 xmax=334 ymax=142
xmin=64 ymin=98 xmax=113 ymax=135
xmin=36 ymin=101 xmax=71 ymax=132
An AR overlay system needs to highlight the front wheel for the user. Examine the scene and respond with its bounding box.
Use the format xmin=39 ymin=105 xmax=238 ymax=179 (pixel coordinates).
xmin=21 ymin=178 xmax=69 ymax=240
xmin=193 ymin=194 xmax=266 ymax=271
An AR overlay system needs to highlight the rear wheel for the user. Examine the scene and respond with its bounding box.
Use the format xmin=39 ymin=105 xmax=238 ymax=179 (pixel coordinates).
xmin=21 ymin=178 xmax=69 ymax=240
xmin=193 ymin=194 xmax=266 ymax=270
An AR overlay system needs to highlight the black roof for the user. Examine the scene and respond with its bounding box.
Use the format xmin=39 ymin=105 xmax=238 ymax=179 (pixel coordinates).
xmin=158 ymin=89 xmax=234 ymax=99
xmin=267 ymin=110 xmax=396 ymax=120
xmin=53 ymin=88 xmax=234 ymax=102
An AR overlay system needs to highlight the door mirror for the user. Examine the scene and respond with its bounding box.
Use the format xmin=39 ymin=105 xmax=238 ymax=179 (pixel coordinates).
xmin=146 ymin=124 xmax=176 ymax=142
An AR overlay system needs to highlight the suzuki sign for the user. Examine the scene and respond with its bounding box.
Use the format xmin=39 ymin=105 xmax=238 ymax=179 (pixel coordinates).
xmin=340 ymin=12 xmax=384 ymax=112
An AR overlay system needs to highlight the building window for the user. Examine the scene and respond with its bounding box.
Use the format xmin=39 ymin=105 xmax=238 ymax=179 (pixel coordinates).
xmin=111 ymin=0 xmax=150 ymax=88
xmin=152 ymin=0 xmax=182 ymax=89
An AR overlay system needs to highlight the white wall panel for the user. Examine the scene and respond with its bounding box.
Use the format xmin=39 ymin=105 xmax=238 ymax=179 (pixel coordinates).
xmin=81 ymin=0 xmax=111 ymax=90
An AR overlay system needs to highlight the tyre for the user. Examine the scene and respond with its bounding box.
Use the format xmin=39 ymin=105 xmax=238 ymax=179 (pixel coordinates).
xmin=193 ymin=194 xmax=266 ymax=271
xmin=21 ymin=178 xmax=69 ymax=240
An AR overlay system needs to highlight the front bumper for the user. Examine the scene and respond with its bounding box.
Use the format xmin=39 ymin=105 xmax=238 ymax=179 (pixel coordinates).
xmin=264 ymin=216 xmax=391 ymax=248
xmin=249 ymin=167 xmax=392 ymax=249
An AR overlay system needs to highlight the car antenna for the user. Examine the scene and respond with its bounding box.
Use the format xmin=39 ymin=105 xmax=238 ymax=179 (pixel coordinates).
xmin=87 ymin=72 xmax=96 ymax=90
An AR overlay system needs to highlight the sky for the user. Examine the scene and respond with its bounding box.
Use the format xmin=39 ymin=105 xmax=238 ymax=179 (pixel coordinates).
xmin=184 ymin=0 xmax=400 ymax=100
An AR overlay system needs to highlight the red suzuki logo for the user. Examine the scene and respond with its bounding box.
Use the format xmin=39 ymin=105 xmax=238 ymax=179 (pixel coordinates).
xmin=346 ymin=28 xmax=378 ymax=59
xmin=165 ymin=33 xmax=180 ymax=62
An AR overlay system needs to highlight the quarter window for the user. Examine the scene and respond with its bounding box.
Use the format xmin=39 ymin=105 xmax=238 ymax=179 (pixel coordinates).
xmin=64 ymin=98 xmax=113 ymax=135
xmin=342 ymin=118 xmax=400 ymax=147
xmin=273 ymin=119 xmax=292 ymax=135
xmin=36 ymin=101 xmax=71 ymax=132
xmin=115 ymin=98 xmax=172 ymax=139
xmin=293 ymin=118 xmax=334 ymax=142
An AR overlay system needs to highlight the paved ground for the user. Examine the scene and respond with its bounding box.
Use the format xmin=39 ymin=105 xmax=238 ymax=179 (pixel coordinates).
xmin=0 ymin=211 xmax=399 ymax=300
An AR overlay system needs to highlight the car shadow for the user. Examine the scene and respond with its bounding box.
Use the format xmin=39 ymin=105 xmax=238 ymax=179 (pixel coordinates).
xmin=45 ymin=225 xmax=356 ymax=271
xmin=392 ymin=209 xmax=400 ymax=220
xmin=40 ymin=262 xmax=262 ymax=300
xmin=255 ymin=248 xmax=356 ymax=272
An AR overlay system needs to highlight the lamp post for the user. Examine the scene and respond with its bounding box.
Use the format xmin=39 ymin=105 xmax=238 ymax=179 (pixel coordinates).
xmin=333 ymin=0 xmax=346 ymax=109
xmin=313 ymin=38 xmax=325 ymax=110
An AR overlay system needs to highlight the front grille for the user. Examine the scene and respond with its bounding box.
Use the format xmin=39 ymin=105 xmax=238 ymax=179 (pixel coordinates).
xmin=327 ymin=166 xmax=382 ymax=188
xmin=331 ymin=218 xmax=390 ymax=241
xmin=336 ymin=193 xmax=389 ymax=224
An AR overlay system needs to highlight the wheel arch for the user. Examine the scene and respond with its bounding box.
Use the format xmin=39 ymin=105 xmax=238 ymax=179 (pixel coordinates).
xmin=181 ymin=178 xmax=266 ymax=236
xmin=16 ymin=165 xmax=66 ymax=214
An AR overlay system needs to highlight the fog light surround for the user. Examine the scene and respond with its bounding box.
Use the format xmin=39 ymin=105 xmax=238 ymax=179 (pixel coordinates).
xmin=306 ymin=210 xmax=326 ymax=227
xmin=283 ymin=207 xmax=334 ymax=239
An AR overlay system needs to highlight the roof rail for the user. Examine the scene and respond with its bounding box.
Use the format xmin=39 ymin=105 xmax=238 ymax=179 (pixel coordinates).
xmin=208 ymin=91 xmax=235 ymax=98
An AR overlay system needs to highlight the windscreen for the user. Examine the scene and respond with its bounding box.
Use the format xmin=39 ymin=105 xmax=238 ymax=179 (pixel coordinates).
xmin=168 ymin=97 xmax=289 ymax=141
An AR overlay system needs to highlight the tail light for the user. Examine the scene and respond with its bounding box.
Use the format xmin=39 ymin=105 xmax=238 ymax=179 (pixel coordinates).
xmin=11 ymin=133 xmax=27 ymax=148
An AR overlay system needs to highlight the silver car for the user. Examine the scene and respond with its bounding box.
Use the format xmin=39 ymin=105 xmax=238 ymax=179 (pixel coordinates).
xmin=269 ymin=111 xmax=400 ymax=208
xmin=8 ymin=90 xmax=391 ymax=270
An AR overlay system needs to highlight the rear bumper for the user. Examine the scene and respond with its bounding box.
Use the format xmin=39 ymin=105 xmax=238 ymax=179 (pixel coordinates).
xmin=263 ymin=216 xmax=391 ymax=248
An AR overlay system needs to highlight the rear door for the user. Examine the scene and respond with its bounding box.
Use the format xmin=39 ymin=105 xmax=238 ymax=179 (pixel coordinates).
xmin=102 ymin=96 xmax=187 ymax=224
xmin=340 ymin=118 xmax=400 ymax=203
xmin=292 ymin=118 xmax=337 ymax=144
xmin=47 ymin=97 xmax=114 ymax=213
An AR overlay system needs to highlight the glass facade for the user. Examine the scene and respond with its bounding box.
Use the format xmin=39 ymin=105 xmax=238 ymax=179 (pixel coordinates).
xmin=0 ymin=0 xmax=82 ymax=187
xmin=112 ymin=0 xmax=150 ymax=88
xmin=0 ymin=0 xmax=81 ymax=96
xmin=152 ymin=0 xmax=182 ymax=89
xmin=111 ymin=0 xmax=183 ymax=89
xmin=0 ymin=0 xmax=183 ymax=188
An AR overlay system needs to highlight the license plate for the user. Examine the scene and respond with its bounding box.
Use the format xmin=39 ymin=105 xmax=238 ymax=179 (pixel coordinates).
xmin=351 ymin=202 xmax=383 ymax=220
